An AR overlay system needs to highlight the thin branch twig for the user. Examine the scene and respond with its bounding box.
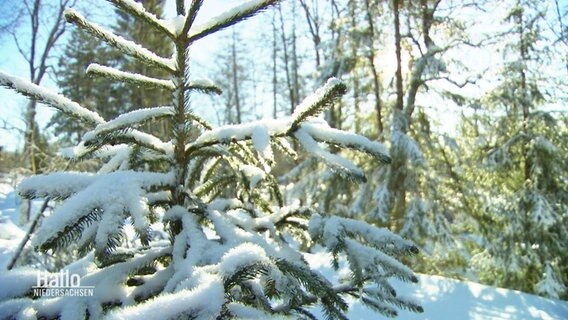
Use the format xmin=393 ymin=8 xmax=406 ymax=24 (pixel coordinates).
xmin=7 ymin=198 xmax=49 ymax=270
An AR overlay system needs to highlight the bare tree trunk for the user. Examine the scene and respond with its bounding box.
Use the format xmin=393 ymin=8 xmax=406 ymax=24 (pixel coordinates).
xmin=278 ymin=4 xmax=295 ymax=115
xmin=349 ymin=1 xmax=361 ymax=133
xmin=363 ymin=0 xmax=383 ymax=135
xmin=388 ymin=0 xmax=442 ymax=232
xmin=16 ymin=0 xmax=73 ymax=224
xmin=9 ymin=199 xmax=49 ymax=270
xmin=514 ymin=3 xmax=531 ymax=182
xmin=554 ymin=0 xmax=568 ymax=73
xmin=231 ymin=28 xmax=242 ymax=124
xmin=272 ymin=11 xmax=278 ymax=119
xmin=330 ymin=0 xmax=342 ymax=130
xmin=291 ymin=1 xmax=300 ymax=113
xmin=23 ymin=100 xmax=37 ymax=173
xmin=299 ymin=0 xmax=321 ymax=69
xmin=394 ymin=0 xmax=404 ymax=114
xmin=388 ymin=0 xmax=406 ymax=233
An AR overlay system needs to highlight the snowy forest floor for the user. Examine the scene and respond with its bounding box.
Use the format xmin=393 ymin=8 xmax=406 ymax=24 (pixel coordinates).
xmin=0 ymin=177 xmax=567 ymax=320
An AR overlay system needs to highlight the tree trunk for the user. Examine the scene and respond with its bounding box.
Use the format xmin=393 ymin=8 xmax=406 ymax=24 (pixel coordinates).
xmin=349 ymin=1 xmax=361 ymax=133
xmin=363 ymin=0 xmax=383 ymax=135
xmin=394 ymin=0 xmax=404 ymax=114
xmin=518 ymin=7 xmax=531 ymax=182
xmin=18 ymin=0 xmax=72 ymax=224
xmin=291 ymin=0 xmax=300 ymax=112
xmin=231 ymin=29 xmax=242 ymax=124
xmin=272 ymin=11 xmax=278 ymax=119
xmin=389 ymin=0 xmax=406 ymax=233
xmin=278 ymin=5 xmax=295 ymax=115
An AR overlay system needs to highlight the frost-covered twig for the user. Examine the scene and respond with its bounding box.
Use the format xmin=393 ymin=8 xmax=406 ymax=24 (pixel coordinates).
xmin=182 ymin=0 xmax=204 ymax=36
xmin=84 ymin=129 xmax=173 ymax=155
xmin=186 ymin=79 xmax=222 ymax=95
xmin=83 ymin=107 xmax=175 ymax=143
xmin=295 ymin=128 xmax=367 ymax=182
xmin=302 ymin=122 xmax=391 ymax=164
xmin=288 ymin=78 xmax=347 ymax=133
xmin=0 ymin=71 xmax=104 ymax=125
xmin=188 ymin=0 xmax=279 ymax=43
xmin=6 ymin=199 xmax=48 ymax=270
xmin=86 ymin=63 xmax=175 ymax=91
xmin=64 ymin=9 xmax=176 ymax=73
xmin=107 ymin=0 xmax=175 ymax=39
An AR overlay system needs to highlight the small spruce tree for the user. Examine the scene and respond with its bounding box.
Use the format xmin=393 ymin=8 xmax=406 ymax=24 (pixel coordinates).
xmin=0 ymin=1 xmax=422 ymax=318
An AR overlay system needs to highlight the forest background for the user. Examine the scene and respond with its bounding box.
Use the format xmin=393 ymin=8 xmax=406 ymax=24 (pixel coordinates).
xmin=0 ymin=0 xmax=567 ymax=302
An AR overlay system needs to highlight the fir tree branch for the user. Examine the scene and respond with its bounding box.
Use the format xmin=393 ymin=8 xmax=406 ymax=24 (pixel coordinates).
xmin=86 ymin=63 xmax=175 ymax=91
xmin=188 ymin=0 xmax=280 ymax=43
xmin=64 ymin=9 xmax=176 ymax=73
xmin=186 ymin=79 xmax=222 ymax=95
xmin=273 ymin=259 xmax=351 ymax=316
xmin=187 ymin=112 xmax=213 ymax=130
xmin=83 ymin=106 xmax=175 ymax=143
xmin=273 ymin=137 xmax=297 ymax=160
xmin=0 ymin=71 xmax=104 ymax=125
xmin=288 ymin=78 xmax=347 ymax=133
xmin=83 ymin=128 xmax=172 ymax=155
xmin=182 ymin=0 xmax=204 ymax=36
xmin=38 ymin=208 xmax=103 ymax=252
xmin=295 ymin=129 xmax=367 ymax=183
xmin=301 ymin=123 xmax=391 ymax=164
xmin=186 ymin=129 xmax=287 ymax=158
xmin=107 ymin=0 xmax=175 ymax=39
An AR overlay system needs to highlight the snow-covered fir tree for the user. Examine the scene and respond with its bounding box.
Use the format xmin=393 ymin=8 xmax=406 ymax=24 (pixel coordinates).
xmin=466 ymin=0 xmax=568 ymax=299
xmin=0 ymin=0 xmax=422 ymax=318
xmin=284 ymin=0 xmax=472 ymax=277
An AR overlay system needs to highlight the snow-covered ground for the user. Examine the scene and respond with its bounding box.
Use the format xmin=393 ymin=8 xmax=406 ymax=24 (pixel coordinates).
xmin=0 ymin=178 xmax=566 ymax=319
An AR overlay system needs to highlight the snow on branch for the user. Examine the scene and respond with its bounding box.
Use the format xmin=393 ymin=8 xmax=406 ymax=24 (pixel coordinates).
xmin=114 ymin=130 xmax=173 ymax=154
xmin=392 ymin=131 xmax=424 ymax=165
xmin=0 ymin=71 xmax=104 ymax=125
xmin=251 ymin=125 xmax=273 ymax=162
xmin=64 ymin=9 xmax=176 ymax=73
xmin=107 ymin=273 xmax=224 ymax=319
xmin=83 ymin=106 xmax=175 ymax=143
xmin=30 ymin=171 xmax=175 ymax=255
xmin=84 ymin=128 xmax=173 ymax=155
xmin=181 ymin=0 xmax=204 ymax=36
xmin=87 ymin=63 xmax=175 ymax=91
xmin=187 ymin=118 xmax=290 ymax=156
xmin=344 ymin=239 xmax=416 ymax=282
xmin=75 ymin=247 xmax=172 ymax=318
xmin=19 ymin=172 xmax=95 ymax=200
xmin=187 ymin=112 xmax=213 ymax=130
xmin=295 ymin=129 xmax=366 ymax=182
xmin=309 ymin=214 xmax=419 ymax=284
xmin=325 ymin=216 xmax=418 ymax=256
xmin=97 ymin=145 xmax=131 ymax=173
xmin=107 ymin=0 xmax=175 ymax=39
xmin=288 ymin=78 xmax=347 ymax=133
xmin=186 ymin=79 xmax=222 ymax=95
xmin=188 ymin=0 xmax=279 ymax=43
xmin=219 ymin=243 xmax=270 ymax=278
xmin=302 ymin=122 xmax=391 ymax=164
xmin=189 ymin=79 xmax=350 ymax=155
